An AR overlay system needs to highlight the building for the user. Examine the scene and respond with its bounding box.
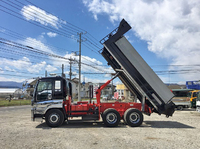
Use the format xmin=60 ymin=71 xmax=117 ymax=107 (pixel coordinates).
xmin=0 ymin=88 xmax=24 ymax=100
xmin=26 ymin=79 xmax=38 ymax=96
xmin=92 ymin=83 xmax=116 ymax=99
xmin=115 ymin=84 xmax=136 ymax=102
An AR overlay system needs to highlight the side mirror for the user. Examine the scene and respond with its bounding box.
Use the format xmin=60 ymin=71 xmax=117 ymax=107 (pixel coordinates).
xmin=30 ymin=93 xmax=33 ymax=97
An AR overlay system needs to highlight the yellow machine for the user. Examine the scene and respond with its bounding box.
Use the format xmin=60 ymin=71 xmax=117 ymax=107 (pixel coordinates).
xmin=189 ymin=90 xmax=200 ymax=108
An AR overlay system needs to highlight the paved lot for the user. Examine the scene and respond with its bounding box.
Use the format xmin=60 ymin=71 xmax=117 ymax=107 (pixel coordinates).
xmin=0 ymin=105 xmax=200 ymax=149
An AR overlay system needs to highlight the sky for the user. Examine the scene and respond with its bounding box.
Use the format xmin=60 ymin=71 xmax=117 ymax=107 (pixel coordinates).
xmin=0 ymin=0 xmax=200 ymax=85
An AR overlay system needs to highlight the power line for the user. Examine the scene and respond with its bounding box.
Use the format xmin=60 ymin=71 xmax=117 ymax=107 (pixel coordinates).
xmin=0 ymin=68 xmax=44 ymax=76
xmin=6 ymin=0 xmax=79 ymax=36
xmin=0 ymin=37 xmax=71 ymax=61
xmin=20 ymin=0 xmax=103 ymax=50
xmin=24 ymin=0 xmax=86 ymax=33
xmin=0 ymin=37 xmax=110 ymax=73
xmin=0 ymin=27 xmax=104 ymax=67
xmin=0 ymin=26 xmax=74 ymax=53
xmin=1 ymin=0 xmax=103 ymax=56
xmin=0 ymin=3 xmax=76 ymax=40
xmin=0 ymin=73 xmax=35 ymax=78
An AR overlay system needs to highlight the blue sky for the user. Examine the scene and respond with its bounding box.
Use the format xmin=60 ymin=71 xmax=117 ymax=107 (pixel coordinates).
xmin=1 ymin=0 xmax=200 ymax=85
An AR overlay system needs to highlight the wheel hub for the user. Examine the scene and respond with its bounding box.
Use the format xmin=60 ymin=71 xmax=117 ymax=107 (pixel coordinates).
xmin=129 ymin=113 xmax=140 ymax=124
xmin=49 ymin=114 xmax=59 ymax=124
xmin=106 ymin=113 xmax=117 ymax=124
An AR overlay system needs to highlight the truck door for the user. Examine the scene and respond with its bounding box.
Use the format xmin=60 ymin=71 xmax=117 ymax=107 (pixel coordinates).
xmin=36 ymin=79 xmax=53 ymax=101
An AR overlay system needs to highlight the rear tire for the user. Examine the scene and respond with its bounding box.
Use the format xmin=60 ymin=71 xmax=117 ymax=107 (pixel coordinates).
xmin=102 ymin=108 xmax=121 ymax=127
xmin=124 ymin=108 xmax=143 ymax=127
xmin=45 ymin=109 xmax=64 ymax=127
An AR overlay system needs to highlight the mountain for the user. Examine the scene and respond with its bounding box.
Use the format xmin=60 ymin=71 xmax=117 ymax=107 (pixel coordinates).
xmin=0 ymin=81 xmax=23 ymax=88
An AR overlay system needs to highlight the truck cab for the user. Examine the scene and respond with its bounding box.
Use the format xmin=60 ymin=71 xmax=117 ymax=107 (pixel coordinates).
xmin=189 ymin=90 xmax=200 ymax=108
xmin=31 ymin=76 xmax=71 ymax=124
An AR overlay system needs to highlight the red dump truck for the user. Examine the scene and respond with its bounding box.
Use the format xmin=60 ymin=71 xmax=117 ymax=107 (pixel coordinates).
xmin=31 ymin=19 xmax=175 ymax=127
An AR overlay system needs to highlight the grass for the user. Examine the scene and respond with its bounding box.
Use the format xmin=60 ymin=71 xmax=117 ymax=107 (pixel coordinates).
xmin=0 ymin=99 xmax=31 ymax=107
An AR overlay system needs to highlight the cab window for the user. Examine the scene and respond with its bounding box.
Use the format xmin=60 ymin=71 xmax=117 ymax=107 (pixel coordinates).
xmin=36 ymin=81 xmax=52 ymax=101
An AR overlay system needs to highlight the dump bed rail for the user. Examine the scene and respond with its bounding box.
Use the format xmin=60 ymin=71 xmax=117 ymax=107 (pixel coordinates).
xmin=101 ymin=19 xmax=175 ymax=116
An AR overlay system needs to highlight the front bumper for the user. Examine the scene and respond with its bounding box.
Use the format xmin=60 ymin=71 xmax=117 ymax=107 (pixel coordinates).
xmin=31 ymin=100 xmax=63 ymax=121
xmin=31 ymin=107 xmax=44 ymax=121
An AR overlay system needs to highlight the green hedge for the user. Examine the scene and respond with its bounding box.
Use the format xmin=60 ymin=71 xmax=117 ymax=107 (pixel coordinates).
xmin=0 ymin=100 xmax=31 ymax=107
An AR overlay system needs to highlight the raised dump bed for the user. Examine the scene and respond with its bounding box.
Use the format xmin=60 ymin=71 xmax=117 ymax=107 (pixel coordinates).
xmin=100 ymin=19 xmax=175 ymax=117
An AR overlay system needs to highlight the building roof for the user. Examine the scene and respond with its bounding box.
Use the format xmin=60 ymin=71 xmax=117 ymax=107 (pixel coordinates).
xmin=0 ymin=88 xmax=18 ymax=93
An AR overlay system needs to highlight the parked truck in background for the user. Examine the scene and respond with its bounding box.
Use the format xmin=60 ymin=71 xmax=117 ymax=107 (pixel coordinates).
xmin=189 ymin=90 xmax=200 ymax=108
xmin=196 ymin=91 xmax=200 ymax=113
xmin=171 ymin=89 xmax=192 ymax=110
xmin=31 ymin=19 xmax=175 ymax=127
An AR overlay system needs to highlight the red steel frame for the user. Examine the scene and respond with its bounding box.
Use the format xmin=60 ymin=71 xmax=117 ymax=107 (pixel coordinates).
xmin=63 ymin=78 xmax=152 ymax=120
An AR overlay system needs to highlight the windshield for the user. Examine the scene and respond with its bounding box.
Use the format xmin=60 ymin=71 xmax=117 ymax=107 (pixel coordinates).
xmin=36 ymin=81 xmax=52 ymax=101
xmin=193 ymin=92 xmax=198 ymax=98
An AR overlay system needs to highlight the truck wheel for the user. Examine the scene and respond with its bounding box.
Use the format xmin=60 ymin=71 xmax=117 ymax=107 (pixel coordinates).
xmin=102 ymin=108 xmax=121 ymax=127
xmin=124 ymin=108 xmax=143 ymax=127
xmin=176 ymin=105 xmax=183 ymax=111
xmin=45 ymin=109 xmax=64 ymax=127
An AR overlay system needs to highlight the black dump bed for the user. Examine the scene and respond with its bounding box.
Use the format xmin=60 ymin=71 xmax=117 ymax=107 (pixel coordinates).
xmin=100 ymin=19 xmax=175 ymax=116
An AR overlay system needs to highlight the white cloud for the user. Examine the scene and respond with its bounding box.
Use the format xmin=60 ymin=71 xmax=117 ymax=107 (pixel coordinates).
xmin=47 ymin=32 xmax=57 ymax=37
xmin=4 ymin=66 xmax=15 ymax=72
xmin=0 ymin=76 xmax=25 ymax=83
xmin=0 ymin=67 xmax=3 ymax=73
xmin=21 ymin=5 xmax=61 ymax=29
xmin=45 ymin=65 xmax=58 ymax=72
xmin=0 ymin=29 xmax=5 ymax=33
xmin=83 ymin=0 xmax=200 ymax=81
xmin=3 ymin=57 xmax=31 ymax=70
xmin=27 ymin=61 xmax=46 ymax=73
xmin=1 ymin=57 xmax=46 ymax=73
xmin=63 ymin=53 xmax=114 ymax=74
xmin=85 ymin=76 xmax=110 ymax=83
xmin=21 ymin=37 xmax=54 ymax=54
xmin=0 ymin=36 xmax=113 ymax=82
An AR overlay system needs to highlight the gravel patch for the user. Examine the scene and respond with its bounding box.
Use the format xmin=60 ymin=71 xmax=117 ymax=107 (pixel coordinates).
xmin=0 ymin=106 xmax=200 ymax=149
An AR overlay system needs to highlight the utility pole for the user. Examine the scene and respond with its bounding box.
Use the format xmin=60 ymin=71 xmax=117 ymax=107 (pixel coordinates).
xmin=45 ymin=70 xmax=47 ymax=77
xmin=77 ymin=32 xmax=86 ymax=102
xmin=69 ymin=57 xmax=72 ymax=80
xmin=62 ymin=64 xmax=65 ymax=77
xmin=78 ymin=32 xmax=82 ymax=102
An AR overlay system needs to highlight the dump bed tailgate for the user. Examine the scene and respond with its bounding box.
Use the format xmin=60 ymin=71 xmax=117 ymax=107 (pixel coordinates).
xmin=101 ymin=19 xmax=175 ymax=116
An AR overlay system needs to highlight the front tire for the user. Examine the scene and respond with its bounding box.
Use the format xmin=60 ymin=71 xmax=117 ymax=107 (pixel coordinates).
xmin=45 ymin=109 xmax=64 ymax=127
xmin=102 ymin=108 xmax=121 ymax=127
xmin=124 ymin=108 xmax=143 ymax=127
